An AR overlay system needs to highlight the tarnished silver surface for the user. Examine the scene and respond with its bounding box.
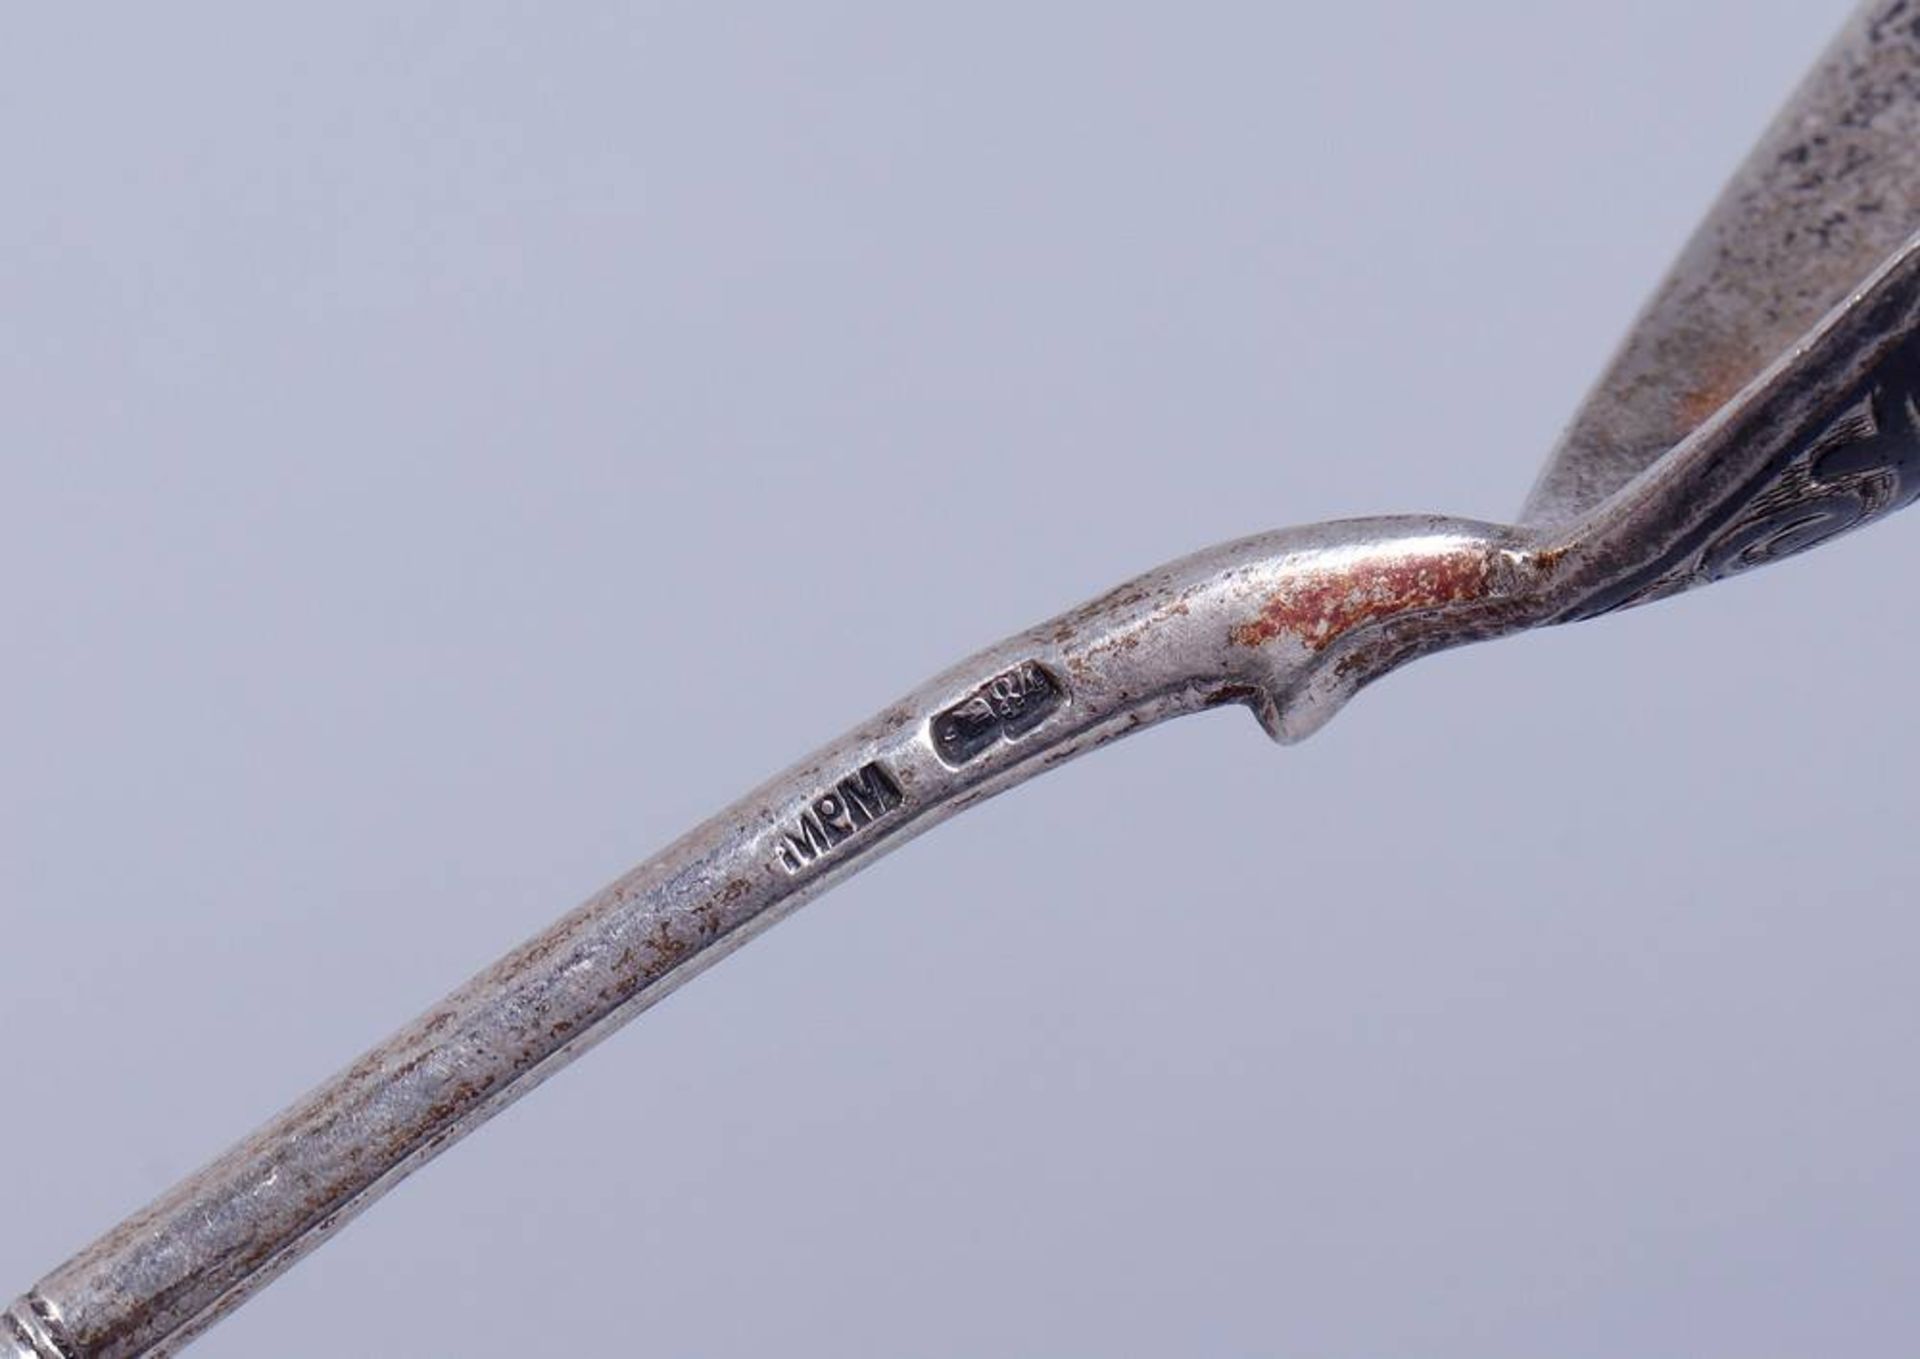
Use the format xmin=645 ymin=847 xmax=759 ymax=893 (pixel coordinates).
xmin=1523 ymin=0 xmax=1920 ymax=526
xmin=10 ymin=3 xmax=1920 ymax=1355
xmin=5 ymin=518 xmax=1552 ymax=1358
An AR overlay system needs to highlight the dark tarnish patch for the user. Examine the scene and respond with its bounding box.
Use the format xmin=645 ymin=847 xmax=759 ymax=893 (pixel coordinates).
xmin=1230 ymin=549 xmax=1493 ymax=651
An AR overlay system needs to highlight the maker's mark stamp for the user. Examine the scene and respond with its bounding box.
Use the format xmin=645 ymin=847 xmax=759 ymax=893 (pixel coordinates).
xmin=775 ymin=761 xmax=904 ymax=875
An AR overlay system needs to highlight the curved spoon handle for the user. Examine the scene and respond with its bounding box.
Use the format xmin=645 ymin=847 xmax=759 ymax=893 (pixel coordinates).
xmin=6 ymin=518 xmax=1531 ymax=1358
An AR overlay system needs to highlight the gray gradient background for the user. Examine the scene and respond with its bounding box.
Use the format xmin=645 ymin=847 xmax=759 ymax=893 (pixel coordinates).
xmin=4 ymin=3 xmax=1917 ymax=1355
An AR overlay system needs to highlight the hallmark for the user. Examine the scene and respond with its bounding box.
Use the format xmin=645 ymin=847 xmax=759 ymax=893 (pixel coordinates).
xmin=774 ymin=761 xmax=904 ymax=874
xmin=932 ymin=660 xmax=1066 ymax=767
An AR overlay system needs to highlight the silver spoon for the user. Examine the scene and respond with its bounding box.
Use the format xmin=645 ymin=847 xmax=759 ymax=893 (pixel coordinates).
xmin=9 ymin=4 xmax=1920 ymax=1354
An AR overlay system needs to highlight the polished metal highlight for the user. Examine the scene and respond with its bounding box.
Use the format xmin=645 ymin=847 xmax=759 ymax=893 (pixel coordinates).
xmin=12 ymin=3 xmax=1920 ymax=1354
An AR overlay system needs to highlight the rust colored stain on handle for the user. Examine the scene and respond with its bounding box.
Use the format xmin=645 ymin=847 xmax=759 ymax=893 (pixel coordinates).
xmin=1231 ymin=550 xmax=1494 ymax=651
